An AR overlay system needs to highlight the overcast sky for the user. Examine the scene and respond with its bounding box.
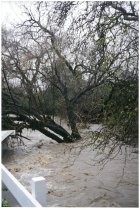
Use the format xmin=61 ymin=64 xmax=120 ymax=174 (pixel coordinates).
xmin=1 ymin=2 xmax=22 ymax=26
xmin=1 ymin=1 xmax=139 ymax=26
xmin=1 ymin=1 xmax=39 ymax=27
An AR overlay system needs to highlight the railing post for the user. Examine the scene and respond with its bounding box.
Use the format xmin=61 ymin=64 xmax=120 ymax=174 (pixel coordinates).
xmin=31 ymin=177 xmax=47 ymax=206
xmin=2 ymin=164 xmax=42 ymax=207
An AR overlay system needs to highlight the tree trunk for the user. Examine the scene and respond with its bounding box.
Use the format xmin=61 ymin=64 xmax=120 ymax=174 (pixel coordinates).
xmin=4 ymin=111 xmax=73 ymax=143
xmin=66 ymin=100 xmax=81 ymax=140
xmin=27 ymin=118 xmax=73 ymax=143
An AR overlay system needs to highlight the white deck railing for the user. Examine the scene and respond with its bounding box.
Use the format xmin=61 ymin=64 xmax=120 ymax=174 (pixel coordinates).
xmin=2 ymin=130 xmax=15 ymax=142
xmin=2 ymin=130 xmax=15 ymax=150
xmin=2 ymin=130 xmax=47 ymax=207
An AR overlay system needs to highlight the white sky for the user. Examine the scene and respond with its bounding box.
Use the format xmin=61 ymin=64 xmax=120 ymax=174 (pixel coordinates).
xmin=1 ymin=1 xmax=72 ymax=28
xmin=1 ymin=0 xmax=139 ymax=26
xmin=1 ymin=1 xmax=24 ymax=27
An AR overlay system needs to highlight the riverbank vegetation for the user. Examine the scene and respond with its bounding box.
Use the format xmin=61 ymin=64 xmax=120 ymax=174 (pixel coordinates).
xmin=2 ymin=1 xmax=138 ymax=149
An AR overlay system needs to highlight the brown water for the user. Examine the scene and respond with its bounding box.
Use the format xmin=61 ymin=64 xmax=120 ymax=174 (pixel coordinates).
xmin=2 ymin=122 xmax=138 ymax=207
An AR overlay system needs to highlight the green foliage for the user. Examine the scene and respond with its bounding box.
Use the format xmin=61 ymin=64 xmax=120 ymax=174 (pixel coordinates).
xmin=43 ymin=86 xmax=64 ymax=116
xmin=77 ymin=84 xmax=111 ymax=123
xmin=96 ymin=37 xmax=106 ymax=45
xmin=102 ymin=80 xmax=138 ymax=146
xmin=2 ymin=199 xmax=9 ymax=207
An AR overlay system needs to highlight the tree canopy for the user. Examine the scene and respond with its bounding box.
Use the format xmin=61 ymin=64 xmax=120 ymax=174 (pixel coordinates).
xmin=2 ymin=1 xmax=138 ymax=148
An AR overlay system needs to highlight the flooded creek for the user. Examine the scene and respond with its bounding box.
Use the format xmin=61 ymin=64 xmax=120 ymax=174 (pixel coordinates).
xmin=2 ymin=123 xmax=138 ymax=207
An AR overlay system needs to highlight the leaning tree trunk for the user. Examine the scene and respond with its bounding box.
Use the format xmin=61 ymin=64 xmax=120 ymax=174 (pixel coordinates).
xmin=30 ymin=120 xmax=72 ymax=143
xmin=3 ymin=109 xmax=73 ymax=143
xmin=3 ymin=91 xmax=81 ymax=143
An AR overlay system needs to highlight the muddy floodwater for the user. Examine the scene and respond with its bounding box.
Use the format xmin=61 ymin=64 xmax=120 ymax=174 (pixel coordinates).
xmin=2 ymin=122 xmax=138 ymax=207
